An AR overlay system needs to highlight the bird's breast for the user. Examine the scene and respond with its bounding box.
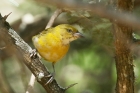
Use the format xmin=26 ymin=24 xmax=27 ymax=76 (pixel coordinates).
xmin=32 ymin=34 xmax=70 ymax=62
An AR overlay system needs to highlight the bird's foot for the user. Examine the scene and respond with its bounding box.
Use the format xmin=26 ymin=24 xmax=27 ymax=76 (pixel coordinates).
xmin=37 ymin=72 xmax=55 ymax=85
xmin=45 ymin=73 xmax=55 ymax=85
xmin=30 ymin=49 xmax=37 ymax=58
xmin=30 ymin=49 xmax=41 ymax=59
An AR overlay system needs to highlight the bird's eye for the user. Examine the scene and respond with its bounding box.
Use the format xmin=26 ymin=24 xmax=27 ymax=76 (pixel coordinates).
xmin=67 ymin=29 xmax=72 ymax=33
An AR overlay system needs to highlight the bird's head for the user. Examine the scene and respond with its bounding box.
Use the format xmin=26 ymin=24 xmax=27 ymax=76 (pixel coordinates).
xmin=54 ymin=24 xmax=83 ymax=45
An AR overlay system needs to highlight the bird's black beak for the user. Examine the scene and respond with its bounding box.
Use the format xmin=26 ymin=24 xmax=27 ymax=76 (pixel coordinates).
xmin=74 ymin=32 xmax=84 ymax=38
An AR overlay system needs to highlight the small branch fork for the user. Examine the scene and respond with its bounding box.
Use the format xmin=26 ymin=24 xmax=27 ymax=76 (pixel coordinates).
xmin=0 ymin=12 xmax=76 ymax=93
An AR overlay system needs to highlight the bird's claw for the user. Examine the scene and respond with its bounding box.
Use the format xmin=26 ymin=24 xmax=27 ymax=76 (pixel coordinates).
xmin=45 ymin=73 xmax=55 ymax=85
xmin=30 ymin=49 xmax=41 ymax=59
xmin=30 ymin=49 xmax=37 ymax=58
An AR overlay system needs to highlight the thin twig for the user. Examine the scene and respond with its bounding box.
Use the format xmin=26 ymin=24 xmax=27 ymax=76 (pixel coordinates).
xmin=65 ymin=83 xmax=78 ymax=90
xmin=46 ymin=8 xmax=64 ymax=29
xmin=3 ymin=12 xmax=12 ymax=20
xmin=26 ymin=74 xmax=35 ymax=93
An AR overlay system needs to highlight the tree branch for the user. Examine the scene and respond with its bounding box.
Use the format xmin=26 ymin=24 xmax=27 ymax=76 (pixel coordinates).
xmin=34 ymin=0 xmax=140 ymax=30
xmin=0 ymin=13 xmax=66 ymax=93
xmin=26 ymin=8 xmax=65 ymax=93
xmin=113 ymin=0 xmax=134 ymax=93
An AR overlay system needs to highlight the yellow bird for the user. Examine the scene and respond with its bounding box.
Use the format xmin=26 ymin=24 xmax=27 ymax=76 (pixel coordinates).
xmin=32 ymin=24 xmax=83 ymax=74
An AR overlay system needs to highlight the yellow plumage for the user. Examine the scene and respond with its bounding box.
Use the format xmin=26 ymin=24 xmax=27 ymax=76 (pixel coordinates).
xmin=32 ymin=30 xmax=69 ymax=63
xmin=32 ymin=24 xmax=83 ymax=74
xmin=32 ymin=24 xmax=82 ymax=83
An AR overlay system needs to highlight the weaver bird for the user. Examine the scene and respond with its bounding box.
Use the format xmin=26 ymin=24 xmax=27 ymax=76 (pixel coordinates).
xmin=32 ymin=24 xmax=83 ymax=79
